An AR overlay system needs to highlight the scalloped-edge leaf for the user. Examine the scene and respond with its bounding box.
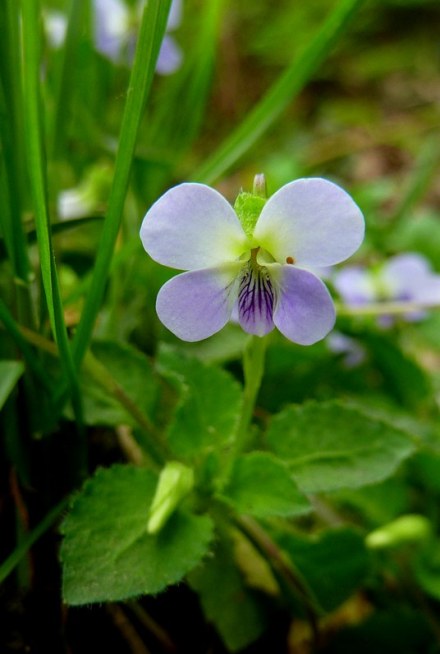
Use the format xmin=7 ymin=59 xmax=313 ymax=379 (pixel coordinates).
xmin=61 ymin=465 xmax=213 ymax=605
xmin=221 ymin=451 xmax=311 ymax=518
xmin=157 ymin=344 xmax=242 ymax=459
xmin=266 ymin=400 xmax=416 ymax=493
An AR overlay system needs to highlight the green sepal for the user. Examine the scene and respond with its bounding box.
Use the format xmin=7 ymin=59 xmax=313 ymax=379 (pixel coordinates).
xmin=234 ymin=192 xmax=266 ymax=238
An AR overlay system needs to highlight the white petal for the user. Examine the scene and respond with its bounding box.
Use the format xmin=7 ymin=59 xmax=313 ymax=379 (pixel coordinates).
xmin=254 ymin=178 xmax=364 ymax=267
xmin=156 ymin=264 xmax=241 ymax=341
xmin=140 ymin=183 xmax=248 ymax=271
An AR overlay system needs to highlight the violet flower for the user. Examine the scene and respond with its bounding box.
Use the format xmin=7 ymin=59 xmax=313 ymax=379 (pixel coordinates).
xmin=326 ymin=332 xmax=366 ymax=367
xmin=94 ymin=0 xmax=183 ymax=74
xmin=140 ymin=179 xmax=364 ymax=344
xmin=334 ymin=253 xmax=440 ymax=323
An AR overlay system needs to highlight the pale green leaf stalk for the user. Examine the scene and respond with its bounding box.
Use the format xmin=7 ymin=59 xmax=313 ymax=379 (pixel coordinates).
xmin=148 ymin=461 xmax=195 ymax=535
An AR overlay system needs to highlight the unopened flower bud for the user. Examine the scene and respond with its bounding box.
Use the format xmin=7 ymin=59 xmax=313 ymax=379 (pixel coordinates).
xmin=147 ymin=461 xmax=194 ymax=535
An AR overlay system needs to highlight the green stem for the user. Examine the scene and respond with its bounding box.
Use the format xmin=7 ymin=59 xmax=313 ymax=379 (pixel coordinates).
xmin=336 ymin=301 xmax=440 ymax=317
xmin=234 ymin=335 xmax=267 ymax=454
xmin=234 ymin=514 xmax=321 ymax=643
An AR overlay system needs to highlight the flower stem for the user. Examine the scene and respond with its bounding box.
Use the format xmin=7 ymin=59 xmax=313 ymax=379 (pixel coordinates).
xmin=336 ymin=300 xmax=440 ymax=316
xmin=234 ymin=514 xmax=321 ymax=645
xmin=234 ymin=335 xmax=267 ymax=454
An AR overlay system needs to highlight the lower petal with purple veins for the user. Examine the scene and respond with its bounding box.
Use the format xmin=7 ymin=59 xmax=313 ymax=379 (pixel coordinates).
xmin=273 ymin=266 xmax=336 ymax=345
xmin=237 ymin=262 xmax=276 ymax=336
xmin=156 ymin=264 xmax=241 ymax=342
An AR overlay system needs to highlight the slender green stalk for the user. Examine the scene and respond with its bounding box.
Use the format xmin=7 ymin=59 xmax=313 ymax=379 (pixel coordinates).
xmin=336 ymin=301 xmax=440 ymax=317
xmin=72 ymin=0 xmax=172 ymax=369
xmin=193 ymin=0 xmax=364 ymax=184
xmin=84 ymin=350 xmax=166 ymax=467
xmin=18 ymin=325 xmax=166 ymax=468
xmin=234 ymin=335 xmax=267 ymax=454
xmin=0 ymin=496 xmax=69 ymax=584
xmin=0 ymin=299 xmax=54 ymax=393
xmin=20 ymin=0 xmax=85 ymax=457
xmin=234 ymin=514 xmax=321 ymax=644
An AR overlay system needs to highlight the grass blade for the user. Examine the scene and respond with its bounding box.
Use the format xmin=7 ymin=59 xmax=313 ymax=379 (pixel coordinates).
xmin=0 ymin=0 xmax=30 ymax=281
xmin=193 ymin=0 xmax=364 ymax=184
xmin=0 ymin=497 xmax=69 ymax=584
xmin=20 ymin=0 xmax=84 ymax=436
xmin=72 ymin=0 xmax=172 ymax=368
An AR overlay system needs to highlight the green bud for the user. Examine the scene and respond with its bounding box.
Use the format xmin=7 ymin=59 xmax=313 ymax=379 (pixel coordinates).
xmin=147 ymin=461 xmax=194 ymax=535
xmin=366 ymin=514 xmax=432 ymax=550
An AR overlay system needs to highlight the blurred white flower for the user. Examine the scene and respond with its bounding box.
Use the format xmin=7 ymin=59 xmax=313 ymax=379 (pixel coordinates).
xmin=44 ymin=10 xmax=68 ymax=49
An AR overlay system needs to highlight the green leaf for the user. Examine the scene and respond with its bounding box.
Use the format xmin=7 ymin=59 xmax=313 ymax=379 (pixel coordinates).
xmin=266 ymin=401 xmax=416 ymax=493
xmin=157 ymin=345 xmax=242 ymax=460
xmin=277 ymin=528 xmax=370 ymax=612
xmin=61 ymin=465 xmax=213 ymax=605
xmin=0 ymin=360 xmax=24 ymax=409
xmin=72 ymin=340 xmax=158 ymax=428
xmin=221 ymin=452 xmax=310 ymax=518
xmin=189 ymin=536 xmax=267 ymax=652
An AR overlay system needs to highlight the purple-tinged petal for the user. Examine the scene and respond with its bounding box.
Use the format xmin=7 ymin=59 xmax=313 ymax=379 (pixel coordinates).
xmin=381 ymin=253 xmax=434 ymax=299
xmin=140 ymin=183 xmax=248 ymax=271
xmin=156 ymin=35 xmax=182 ymax=75
xmin=237 ymin=262 xmax=276 ymax=336
xmin=416 ymin=278 xmax=440 ymax=305
xmin=327 ymin=332 xmax=366 ymax=367
xmin=333 ymin=266 xmax=376 ymax=305
xmin=156 ymin=264 xmax=241 ymax=341
xmin=254 ymin=178 xmax=364 ymax=267
xmin=166 ymin=0 xmax=183 ymax=31
xmin=272 ymin=266 xmax=336 ymax=345
xmin=94 ymin=0 xmax=128 ymax=62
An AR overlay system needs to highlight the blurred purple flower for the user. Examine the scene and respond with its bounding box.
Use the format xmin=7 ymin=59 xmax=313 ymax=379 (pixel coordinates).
xmin=94 ymin=0 xmax=183 ymax=73
xmin=140 ymin=179 xmax=364 ymax=344
xmin=333 ymin=253 xmax=440 ymax=324
xmin=326 ymin=332 xmax=366 ymax=367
